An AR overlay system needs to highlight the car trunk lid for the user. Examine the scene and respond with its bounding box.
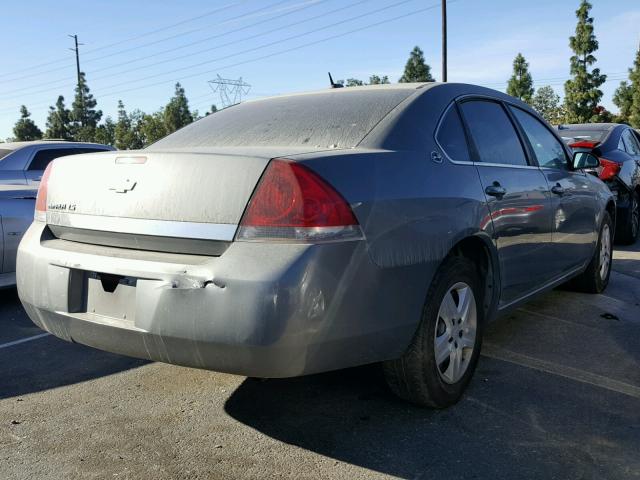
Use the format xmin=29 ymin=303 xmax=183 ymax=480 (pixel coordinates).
xmin=44 ymin=147 xmax=321 ymax=246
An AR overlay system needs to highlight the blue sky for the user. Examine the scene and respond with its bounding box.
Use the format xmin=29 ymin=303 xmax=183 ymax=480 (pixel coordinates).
xmin=0 ymin=0 xmax=638 ymax=139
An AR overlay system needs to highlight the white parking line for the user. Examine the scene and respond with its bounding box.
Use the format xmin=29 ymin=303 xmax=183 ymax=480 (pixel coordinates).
xmin=0 ymin=332 xmax=51 ymax=350
xmin=482 ymin=343 xmax=640 ymax=400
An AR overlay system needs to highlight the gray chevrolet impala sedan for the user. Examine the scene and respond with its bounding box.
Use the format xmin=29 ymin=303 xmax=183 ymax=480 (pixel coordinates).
xmin=17 ymin=83 xmax=614 ymax=407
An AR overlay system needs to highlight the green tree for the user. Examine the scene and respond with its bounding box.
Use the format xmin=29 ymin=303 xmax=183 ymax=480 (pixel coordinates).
xmin=140 ymin=111 xmax=168 ymax=146
xmin=71 ymin=72 xmax=103 ymax=141
xmin=531 ymin=85 xmax=565 ymax=124
xmin=506 ymin=53 xmax=534 ymax=104
xmin=345 ymin=78 xmax=364 ymax=87
xmin=45 ymin=96 xmax=72 ymax=140
xmin=206 ymin=104 xmax=218 ymax=116
xmin=368 ymin=74 xmax=390 ymax=85
xmin=626 ymin=45 xmax=640 ymax=127
xmin=399 ymin=46 xmax=434 ymax=83
xmin=563 ymin=0 xmax=606 ymax=123
xmin=613 ymin=81 xmax=633 ymax=124
xmin=13 ymin=106 xmax=43 ymax=141
xmin=94 ymin=117 xmax=116 ymax=146
xmin=113 ymin=101 xmax=143 ymax=150
xmin=163 ymin=82 xmax=193 ymax=134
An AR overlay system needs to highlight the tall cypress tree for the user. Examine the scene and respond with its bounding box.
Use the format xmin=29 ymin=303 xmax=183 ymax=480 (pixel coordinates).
xmin=613 ymin=81 xmax=633 ymax=124
xmin=163 ymin=82 xmax=193 ymax=134
xmin=563 ymin=0 xmax=606 ymax=123
xmin=506 ymin=53 xmax=534 ymax=104
xmin=626 ymin=45 xmax=640 ymax=127
xmin=71 ymin=72 xmax=102 ymax=141
xmin=45 ymin=95 xmax=72 ymax=140
xmin=399 ymin=46 xmax=434 ymax=83
xmin=13 ymin=106 xmax=43 ymax=141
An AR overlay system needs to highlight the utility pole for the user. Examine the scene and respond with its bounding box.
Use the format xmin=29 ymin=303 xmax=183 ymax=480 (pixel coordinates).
xmin=68 ymin=34 xmax=84 ymax=125
xmin=441 ymin=0 xmax=447 ymax=82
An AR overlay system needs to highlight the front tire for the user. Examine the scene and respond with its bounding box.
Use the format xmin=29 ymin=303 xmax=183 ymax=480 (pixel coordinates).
xmin=569 ymin=211 xmax=613 ymax=293
xmin=383 ymin=256 xmax=484 ymax=408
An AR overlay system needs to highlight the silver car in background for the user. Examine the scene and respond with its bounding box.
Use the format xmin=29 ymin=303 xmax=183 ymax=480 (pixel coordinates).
xmin=0 ymin=185 xmax=37 ymax=287
xmin=17 ymin=83 xmax=614 ymax=407
xmin=0 ymin=140 xmax=114 ymax=185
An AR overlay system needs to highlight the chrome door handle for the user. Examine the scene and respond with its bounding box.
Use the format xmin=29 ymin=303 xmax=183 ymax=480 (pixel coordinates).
xmin=485 ymin=183 xmax=506 ymax=198
xmin=551 ymin=184 xmax=565 ymax=196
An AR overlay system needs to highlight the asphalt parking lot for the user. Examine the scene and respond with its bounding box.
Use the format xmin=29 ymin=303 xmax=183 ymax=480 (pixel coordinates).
xmin=1 ymin=243 xmax=640 ymax=480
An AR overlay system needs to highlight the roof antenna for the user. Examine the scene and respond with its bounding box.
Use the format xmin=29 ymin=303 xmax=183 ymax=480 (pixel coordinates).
xmin=328 ymin=72 xmax=343 ymax=88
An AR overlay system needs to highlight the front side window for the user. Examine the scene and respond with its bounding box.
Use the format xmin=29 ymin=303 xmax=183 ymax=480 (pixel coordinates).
xmin=436 ymin=105 xmax=470 ymax=162
xmin=510 ymin=107 xmax=569 ymax=170
xmin=459 ymin=100 xmax=528 ymax=166
xmin=622 ymin=129 xmax=640 ymax=155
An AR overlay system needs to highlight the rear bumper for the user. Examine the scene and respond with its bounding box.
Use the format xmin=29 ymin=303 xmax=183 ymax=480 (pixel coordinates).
xmin=17 ymin=222 xmax=424 ymax=377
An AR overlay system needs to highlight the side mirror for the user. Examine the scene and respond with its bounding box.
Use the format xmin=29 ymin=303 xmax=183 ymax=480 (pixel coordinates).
xmin=572 ymin=151 xmax=600 ymax=170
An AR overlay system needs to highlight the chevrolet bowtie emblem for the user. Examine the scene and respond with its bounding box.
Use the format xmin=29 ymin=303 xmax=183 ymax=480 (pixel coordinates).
xmin=109 ymin=178 xmax=137 ymax=193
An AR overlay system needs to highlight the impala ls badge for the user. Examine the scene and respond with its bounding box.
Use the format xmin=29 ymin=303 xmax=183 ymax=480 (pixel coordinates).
xmin=109 ymin=178 xmax=137 ymax=193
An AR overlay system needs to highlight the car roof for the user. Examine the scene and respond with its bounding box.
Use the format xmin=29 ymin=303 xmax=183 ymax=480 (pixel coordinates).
xmin=556 ymin=123 xmax=620 ymax=132
xmin=0 ymin=140 xmax=111 ymax=151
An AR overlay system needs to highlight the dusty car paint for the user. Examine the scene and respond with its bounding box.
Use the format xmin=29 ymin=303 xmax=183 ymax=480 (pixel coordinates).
xmin=17 ymin=83 xmax=614 ymax=377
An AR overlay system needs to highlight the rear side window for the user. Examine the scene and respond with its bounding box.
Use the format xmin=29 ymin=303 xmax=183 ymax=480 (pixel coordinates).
xmin=436 ymin=106 xmax=470 ymax=161
xmin=28 ymin=147 xmax=106 ymax=171
xmin=459 ymin=100 xmax=528 ymax=166
xmin=510 ymin=107 xmax=569 ymax=170
xmin=0 ymin=149 xmax=13 ymax=160
xmin=621 ymin=129 xmax=640 ymax=155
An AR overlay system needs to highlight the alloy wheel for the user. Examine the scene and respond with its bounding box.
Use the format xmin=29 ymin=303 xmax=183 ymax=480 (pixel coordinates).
xmin=599 ymin=223 xmax=612 ymax=281
xmin=434 ymin=282 xmax=477 ymax=384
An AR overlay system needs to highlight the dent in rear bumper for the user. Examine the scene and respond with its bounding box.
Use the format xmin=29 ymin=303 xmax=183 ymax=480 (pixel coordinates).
xmin=17 ymin=222 xmax=426 ymax=377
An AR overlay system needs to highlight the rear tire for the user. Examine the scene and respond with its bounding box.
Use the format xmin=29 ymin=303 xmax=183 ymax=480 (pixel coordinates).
xmin=616 ymin=190 xmax=639 ymax=245
xmin=568 ymin=211 xmax=613 ymax=293
xmin=383 ymin=256 xmax=484 ymax=408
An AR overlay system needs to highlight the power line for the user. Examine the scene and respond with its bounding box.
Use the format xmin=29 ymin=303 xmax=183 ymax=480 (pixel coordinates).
xmin=0 ymin=0 xmax=279 ymax=85
xmin=97 ymin=1 xmax=450 ymax=99
xmin=0 ymin=1 xmax=441 ymax=116
xmin=0 ymin=0 xmax=401 ymax=104
xmin=0 ymin=0 xmax=330 ymax=99
xmin=85 ymin=0 xmax=421 ymax=96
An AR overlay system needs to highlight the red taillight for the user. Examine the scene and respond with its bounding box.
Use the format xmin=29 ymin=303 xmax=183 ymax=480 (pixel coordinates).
xmin=597 ymin=158 xmax=621 ymax=181
xmin=237 ymin=159 xmax=362 ymax=242
xmin=34 ymin=162 xmax=53 ymax=221
xmin=569 ymin=140 xmax=599 ymax=149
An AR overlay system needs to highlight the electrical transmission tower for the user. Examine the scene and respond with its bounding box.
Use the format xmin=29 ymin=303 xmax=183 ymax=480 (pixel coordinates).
xmin=208 ymin=75 xmax=251 ymax=108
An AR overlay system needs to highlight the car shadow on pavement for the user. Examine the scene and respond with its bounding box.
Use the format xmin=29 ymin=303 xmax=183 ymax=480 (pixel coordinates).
xmin=225 ymin=357 xmax=640 ymax=479
xmin=0 ymin=288 xmax=148 ymax=400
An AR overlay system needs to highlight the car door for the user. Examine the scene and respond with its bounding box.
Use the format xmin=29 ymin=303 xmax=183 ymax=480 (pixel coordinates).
xmin=621 ymin=128 xmax=640 ymax=189
xmin=509 ymin=106 xmax=597 ymax=273
xmin=0 ymin=196 xmax=35 ymax=273
xmin=458 ymin=99 xmax=554 ymax=305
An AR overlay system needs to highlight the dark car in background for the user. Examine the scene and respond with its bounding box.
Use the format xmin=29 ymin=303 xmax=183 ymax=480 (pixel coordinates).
xmin=0 ymin=140 xmax=114 ymax=186
xmin=556 ymin=123 xmax=640 ymax=244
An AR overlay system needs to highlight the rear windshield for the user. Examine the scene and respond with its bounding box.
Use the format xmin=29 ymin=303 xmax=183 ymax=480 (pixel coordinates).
xmin=555 ymin=128 xmax=610 ymax=144
xmin=149 ymin=90 xmax=414 ymax=150
xmin=0 ymin=149 xmax=14 ymax=160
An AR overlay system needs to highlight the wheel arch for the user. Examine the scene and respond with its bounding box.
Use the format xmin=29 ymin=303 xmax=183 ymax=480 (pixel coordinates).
xmin=606 ymin=199 xmax=616 ymax=229
xmin=445 ymin=233 xmax=500 ymax=322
